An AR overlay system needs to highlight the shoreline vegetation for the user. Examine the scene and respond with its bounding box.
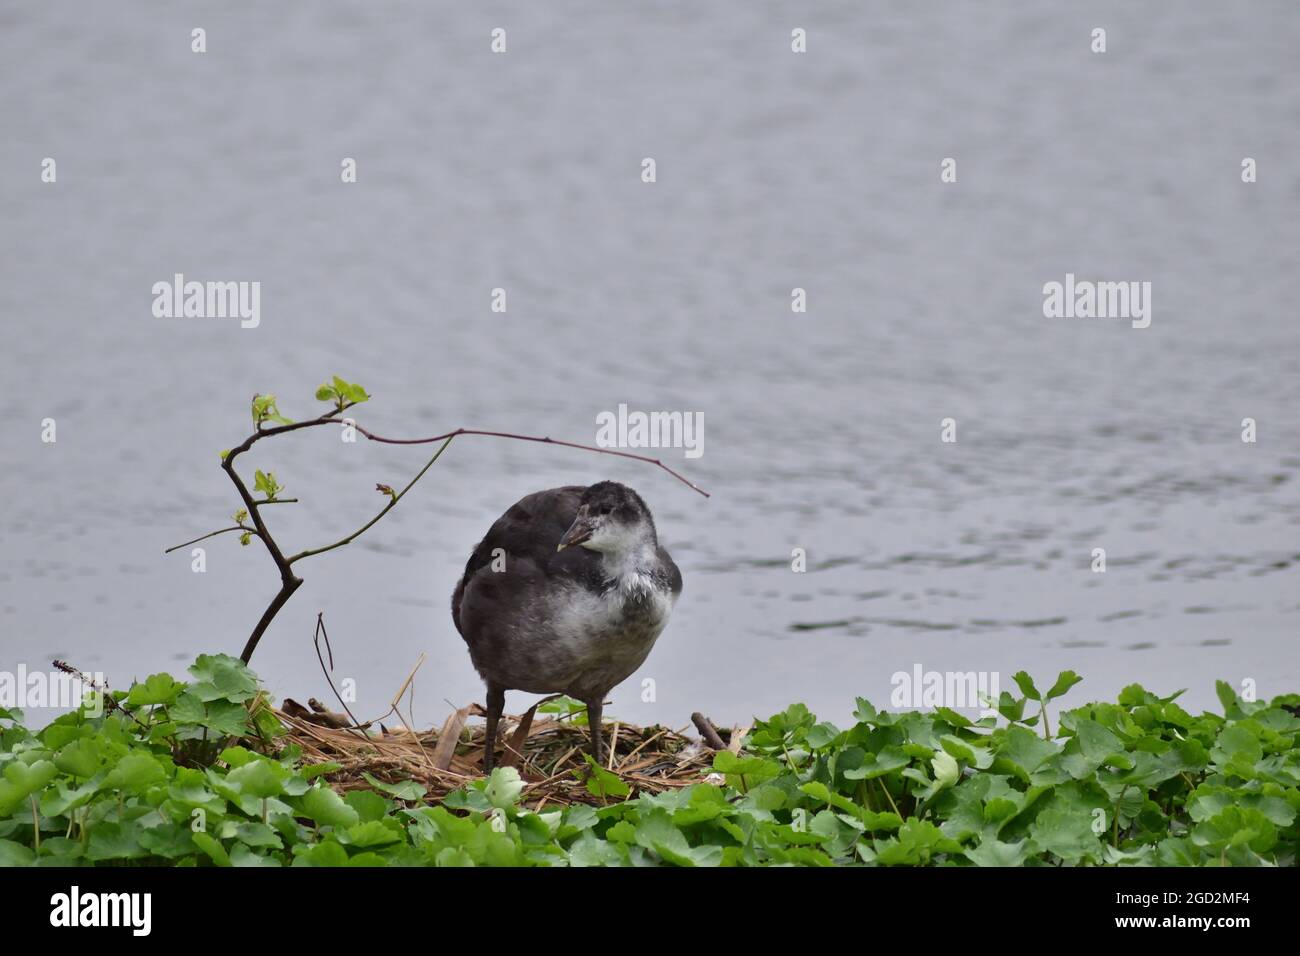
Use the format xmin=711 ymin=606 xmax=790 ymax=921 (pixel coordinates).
xmin=1 ymin=655 xmax=1296 ymax=867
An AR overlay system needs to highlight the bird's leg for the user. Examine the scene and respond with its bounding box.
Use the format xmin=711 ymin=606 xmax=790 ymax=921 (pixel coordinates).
xmin=483 ymin=683 xmax=505 ymax=775
xmin=585 ymin=697 xmax=605 ymax=765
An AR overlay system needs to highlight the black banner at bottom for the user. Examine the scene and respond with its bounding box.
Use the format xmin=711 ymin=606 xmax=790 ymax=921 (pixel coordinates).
xmin=0 ymin=864 xmax=1281 ymax=940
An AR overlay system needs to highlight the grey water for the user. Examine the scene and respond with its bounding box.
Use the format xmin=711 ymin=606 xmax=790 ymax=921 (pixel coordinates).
xmin=2 ymin=2 xmax=1298 ymax=733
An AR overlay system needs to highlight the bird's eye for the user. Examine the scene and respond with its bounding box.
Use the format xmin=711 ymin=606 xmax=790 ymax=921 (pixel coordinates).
xmin=597 ymin=505 xmax=611 ymax=516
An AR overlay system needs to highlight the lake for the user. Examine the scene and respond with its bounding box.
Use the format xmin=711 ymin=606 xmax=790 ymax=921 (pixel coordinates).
xmin=2 ymin=1 xmax=1297 ymax=732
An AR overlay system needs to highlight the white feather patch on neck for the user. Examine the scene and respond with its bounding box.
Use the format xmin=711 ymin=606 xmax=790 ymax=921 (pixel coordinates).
xmin=598 ymin=541 xmax=660 ymax=595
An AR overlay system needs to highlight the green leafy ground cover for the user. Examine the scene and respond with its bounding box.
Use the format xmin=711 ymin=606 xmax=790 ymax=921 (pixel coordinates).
xmin=1 ymin=657 xmax=1296 ymax=866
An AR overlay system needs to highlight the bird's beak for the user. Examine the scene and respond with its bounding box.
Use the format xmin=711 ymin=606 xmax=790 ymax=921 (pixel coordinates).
xmin=557 ymin=514 xmax=595 ymax=551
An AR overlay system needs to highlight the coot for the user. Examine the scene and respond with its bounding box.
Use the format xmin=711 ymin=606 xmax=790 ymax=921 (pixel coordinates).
xmin=452 ymin=481 xmax=681 ymax=772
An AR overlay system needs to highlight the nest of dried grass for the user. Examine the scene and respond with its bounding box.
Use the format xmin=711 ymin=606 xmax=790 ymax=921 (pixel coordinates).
xmin=275 ymin=699 xmax=745 ymax=808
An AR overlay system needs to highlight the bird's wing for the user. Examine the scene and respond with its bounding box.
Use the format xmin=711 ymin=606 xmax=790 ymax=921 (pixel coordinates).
xmin=657 ymin=545 xmax=683 ymax=597
xmin=451 ymin=485 xmax=588 ymax=635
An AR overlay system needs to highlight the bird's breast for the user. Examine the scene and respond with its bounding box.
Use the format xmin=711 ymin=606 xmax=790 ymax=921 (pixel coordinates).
xmin=548 ymin=581 xmax=674 ymax=659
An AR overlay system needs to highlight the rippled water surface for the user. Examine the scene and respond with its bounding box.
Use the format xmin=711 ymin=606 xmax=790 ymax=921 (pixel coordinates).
xmin=2 ymin=2 xmax=1298 ymax=728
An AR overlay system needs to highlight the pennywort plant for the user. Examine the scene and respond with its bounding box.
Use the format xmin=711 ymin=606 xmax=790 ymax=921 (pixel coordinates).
xmin=0 ymin=658 xmax=1295 ymax=867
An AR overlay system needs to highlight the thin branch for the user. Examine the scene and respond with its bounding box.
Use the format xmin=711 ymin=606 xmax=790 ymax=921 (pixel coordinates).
xmin=691 ymin=712 xmax=727 ymax=749
xmin=326 ymin=421 xmax=710 ymax=498
xmin=164 ymin=525 xmax=256 ymax=554
xmin=222 ymin=460 xmax=294 ymax=576
xmin=286 ymin=435 xmax=455 ymax=564
xmin=231 ymin=402 xmax=357 ymax=454
xmin=237 ymin=577 xmax=302 ymax=663
xmin=311 ymin=613 xmax=367 ymax=736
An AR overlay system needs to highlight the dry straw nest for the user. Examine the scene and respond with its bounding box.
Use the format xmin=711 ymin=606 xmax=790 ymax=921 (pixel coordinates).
xmin=276 ymin=698 xmax=746 ymax=808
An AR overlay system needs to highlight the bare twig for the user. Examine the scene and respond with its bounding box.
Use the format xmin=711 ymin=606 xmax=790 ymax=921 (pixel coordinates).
xmin=326 ymin=421 xmax=710 ymax=499
xmin=287 ymin=436 xmax=454 ymax=564
xmin=311 ymin=613 xmax=364 ymax=730
xmin=238 ymin=577 xmax=303 ymax=664
xmin=691 ymin=712 xmax=726 ymax=750
xmin=164 ymin=525 xmax=256 ymax=554
xmin=282 ymin=699 xmax=356 ymax=729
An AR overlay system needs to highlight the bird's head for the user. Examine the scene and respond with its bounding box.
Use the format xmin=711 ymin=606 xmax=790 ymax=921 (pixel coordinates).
xmin=557 ymin=481 xmax=657 ymax=555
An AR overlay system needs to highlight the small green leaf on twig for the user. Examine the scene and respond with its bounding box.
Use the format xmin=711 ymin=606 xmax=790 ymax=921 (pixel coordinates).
xmin=251 ymin=393 xmax=294 ymax=427
xmin=253 ymin=470 xmax=283 ymax=500
xmin=320 ymin=376 xmax=371 ymax=409
xmin=233 ymin=509 xmax=248 ymax=524
xmin=375 ymin=483 xmax=397 ymax=501
xmin=239 ymin=532 xmax=252 ymax=546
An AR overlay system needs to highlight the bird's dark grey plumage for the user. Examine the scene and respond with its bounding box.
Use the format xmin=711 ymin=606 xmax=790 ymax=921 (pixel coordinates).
xmin=452 ymin=481 xmax=681 ymax=772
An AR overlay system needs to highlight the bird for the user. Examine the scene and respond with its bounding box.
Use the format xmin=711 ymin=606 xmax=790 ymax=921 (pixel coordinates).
xmin=451 ymin=480 xmax=682 ymax=773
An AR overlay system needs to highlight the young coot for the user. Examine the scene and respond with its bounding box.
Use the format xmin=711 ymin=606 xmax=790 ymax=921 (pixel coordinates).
xmin=452 ymin=481 xmax=681 ymax=772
